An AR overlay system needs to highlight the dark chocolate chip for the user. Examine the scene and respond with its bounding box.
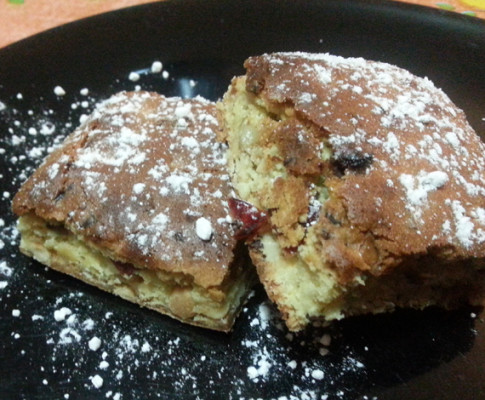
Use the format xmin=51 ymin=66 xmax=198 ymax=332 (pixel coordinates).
xmin=332 ymin=151 xmax=373 ymax=175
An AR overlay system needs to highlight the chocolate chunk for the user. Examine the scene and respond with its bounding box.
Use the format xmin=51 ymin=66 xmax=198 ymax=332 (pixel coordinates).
xmin=332 ymin=151 xmax=373 ymax=175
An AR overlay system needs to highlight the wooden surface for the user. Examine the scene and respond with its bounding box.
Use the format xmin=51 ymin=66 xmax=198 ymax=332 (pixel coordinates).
xmin=0 ymin=0 xmax=484 ymax=49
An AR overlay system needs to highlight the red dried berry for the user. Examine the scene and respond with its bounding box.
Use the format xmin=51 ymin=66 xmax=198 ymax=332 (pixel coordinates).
xmin=228 ymin=197 xmax=269 ymax=241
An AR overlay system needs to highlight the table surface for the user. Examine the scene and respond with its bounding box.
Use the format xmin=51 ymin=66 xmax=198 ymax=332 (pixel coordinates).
xmin=0 ymin=0 xmax=484 ymax=49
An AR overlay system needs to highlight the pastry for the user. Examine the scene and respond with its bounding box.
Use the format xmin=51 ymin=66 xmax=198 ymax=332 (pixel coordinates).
xmin=12 ymin=91 xmax=254 ymax=332
xmin=221 ymin=52 xmax=485 ymax=331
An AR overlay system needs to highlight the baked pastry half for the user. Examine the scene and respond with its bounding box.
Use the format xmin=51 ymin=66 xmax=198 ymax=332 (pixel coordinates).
xmin=12 ymin=91 xmax=255 ymax=332
xmin=221 ymin=52 xmax=485 ymax=331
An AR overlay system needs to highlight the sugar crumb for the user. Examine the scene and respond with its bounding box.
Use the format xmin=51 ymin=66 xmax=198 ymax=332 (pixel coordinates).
xmin=88 ymin=336 xmax=102 ymax=351
xmin=151 ymin=61 xmax=163 ymax=73
xmin=90 ymin=374 xmax=103 ymax=389
xmin=54 ymin=86 xmax=66 ymax=96
xmin=195 ymin=217 xmax=212 ymax=241
xmin=128 ymin=72 xmax=140 ymax=82
xmin=54 ymin=307 xmax=72 ymax=322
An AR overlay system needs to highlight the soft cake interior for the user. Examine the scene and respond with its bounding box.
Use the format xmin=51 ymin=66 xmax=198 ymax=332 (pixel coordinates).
xmin=18 ymin=213 xmax=253 ymax=331
xmin=222 ymin=76 xmax=485 ymax=331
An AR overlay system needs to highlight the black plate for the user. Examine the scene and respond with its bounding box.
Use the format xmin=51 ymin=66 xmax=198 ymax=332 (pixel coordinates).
xmin=1 ymin=1 xmax=484 ymax=399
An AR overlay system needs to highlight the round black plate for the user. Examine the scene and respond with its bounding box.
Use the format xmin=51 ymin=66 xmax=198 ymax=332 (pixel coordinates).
xmin=1 ymin=1 xmax=484 ymax=399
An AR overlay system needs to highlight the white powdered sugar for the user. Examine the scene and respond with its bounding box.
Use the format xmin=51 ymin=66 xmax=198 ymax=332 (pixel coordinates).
xmin=54 ymin=307 xmax=73 ymax=322
xmin=399 ymin=170 xmax=449 ymax=210
xmin=132 ymin=183 xmax=145 ymax=195
xmin=90 ymin=374 xmax=104 ymax=388
xmin=311 ymin=369 xmax=325 ymax=380
xmin=54 ymin=86 xmax=66 ymax=96
xmin=448 ymin=200 xmax=476 ymax=248
xmin=262 ymin=52 xmax=485 ymax=251
xmin=174 ymin=102 xmax=192 ymax=119
xmin=128 ymin=72 xmax=140 ymax=82
xmin=180 ymin=136 xmax=200 ymax=152
xmin=0 ymin=260 xmax=13 ymax=277
xmin=314 ymin=64 xmax=332 ymax=85
xmin=247 ymin=347 xmax=273 ymax=381
xmin=16 ymin=91 xmax=237 ymax=268
xmin=165 ymin=174 xmax=193 ymax=194
xmin=1 ymin=55 xmax=482 ymax=400
xmin=88 ymin=337 xmax=102 ymax=351
xmin=382 ymin=131 xmax=400 ymax=159
xmin=151 ymin=213 xmax=169 ymax=231
xmin=195 ymin=217 xmax=212 ymax=241
xmin=445 ymin=131 xmax=461 ymax=149
xmin=150 ymin=61 xmax=163 ymax=73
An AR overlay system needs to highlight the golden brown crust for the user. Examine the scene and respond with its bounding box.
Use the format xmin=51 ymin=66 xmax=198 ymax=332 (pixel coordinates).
xmin=222 ymin=52 xmax=485 ymax=330
xmin=13 ymin=91 xmax=237 ymax=289
xmin=244 ymin=52 xmax=485 ymax=278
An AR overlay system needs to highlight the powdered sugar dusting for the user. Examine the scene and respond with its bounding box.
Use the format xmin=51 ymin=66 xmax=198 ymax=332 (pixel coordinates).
xmin=1 ymin=55 xmax=483 ymax=400
xmin=399 ymin=170 xmax=449 ymax=221
xmin=16 ymin=91 xmax=237 ymax=286
xmin=259 ymin=52 xmax=485 ymax=253
xmin=195 ymin=217 xmax=213 ymax=241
